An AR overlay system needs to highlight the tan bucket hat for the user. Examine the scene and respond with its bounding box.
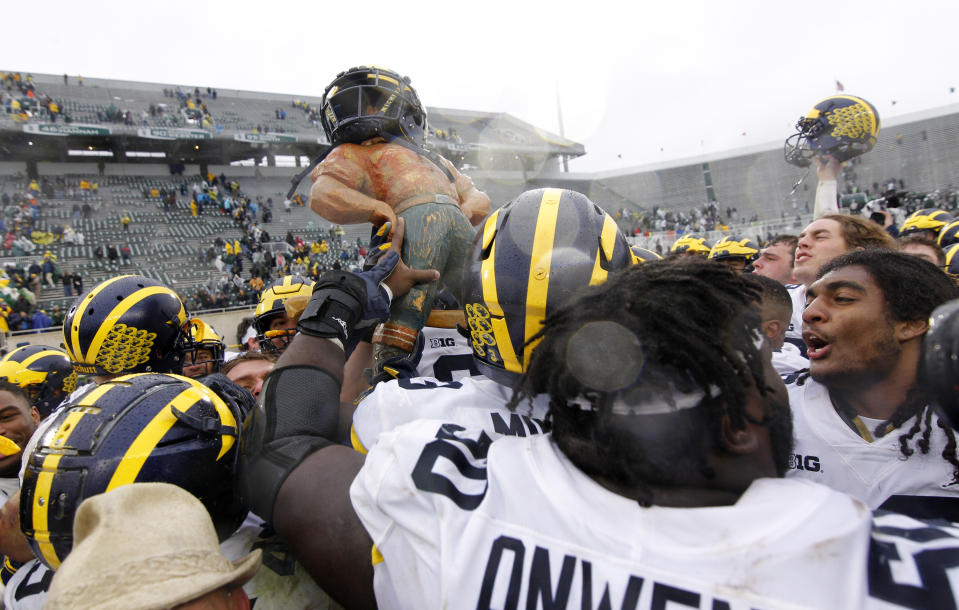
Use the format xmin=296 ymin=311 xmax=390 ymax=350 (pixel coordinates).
xmin=46 ymin=482 xmax=261 ymax=610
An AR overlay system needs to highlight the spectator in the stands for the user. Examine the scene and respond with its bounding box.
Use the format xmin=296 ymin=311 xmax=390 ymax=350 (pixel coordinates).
xmin=120 ymin=244 xmax=132 ymax=266
xmin=106 ymin=245 xmax=119 ymax=267
xmin=61 ymin=272 xmax=72 ymax=297
xmin=31 ymin=309 xmax=51 ymax=331
xmin=71 ymin=272 xmax=83 ymax=296
xmin=26 ymin=261 xmax=42 ymax=296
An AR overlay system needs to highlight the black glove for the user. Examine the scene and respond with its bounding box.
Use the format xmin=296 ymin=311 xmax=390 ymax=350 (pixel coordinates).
xmin=296 ymin=249 xmax=399 ymax=343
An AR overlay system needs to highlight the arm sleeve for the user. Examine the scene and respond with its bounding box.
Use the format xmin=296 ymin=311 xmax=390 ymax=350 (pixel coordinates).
xmin=814 ymin=179 xmax=839 ymax=217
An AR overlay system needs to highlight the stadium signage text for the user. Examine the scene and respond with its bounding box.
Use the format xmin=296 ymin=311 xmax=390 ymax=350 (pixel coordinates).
xmin=136 ymin=128 xmax=212 ymax=140
xmin=234 ymin=133 xmax=298 ymax=144
xmin=22 ymin=124 xmax=111 ymax=137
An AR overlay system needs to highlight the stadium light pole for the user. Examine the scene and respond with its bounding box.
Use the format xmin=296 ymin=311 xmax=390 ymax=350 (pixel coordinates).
xmin=556 ymin=82 xmax=568 ymax=173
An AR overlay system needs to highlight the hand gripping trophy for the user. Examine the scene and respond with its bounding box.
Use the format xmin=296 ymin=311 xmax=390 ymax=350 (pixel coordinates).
xmin=307 ymin=66 xmax=490 ymax=370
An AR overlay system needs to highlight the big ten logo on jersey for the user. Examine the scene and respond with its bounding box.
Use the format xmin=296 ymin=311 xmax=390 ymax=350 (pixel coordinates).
xmin=430 ymin=337 xmax=456 ymax=348
xmin=788 ymin=453 xmax=821 ymax=473
xmin=477 ymin=536 xmax=753 ymax=610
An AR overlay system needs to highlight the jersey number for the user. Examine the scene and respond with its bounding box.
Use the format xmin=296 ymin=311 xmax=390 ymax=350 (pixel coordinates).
xmin=411 ymin=424 xmax=492 ymax=510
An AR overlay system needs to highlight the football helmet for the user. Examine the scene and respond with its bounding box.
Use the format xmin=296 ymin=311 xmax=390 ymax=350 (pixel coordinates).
xmin=784 ymin=95 xmax=880 ymax=167
xmin=463 ymin=188 xmax=633 ymax=385
xmin=630 ymin=245 xmax=662 ymax=263
xmin=254 ymin=275 xmax=315 ymax=353
xmin=920 ymin=298 xmax=959 ymax=429
xmin=709 ymin=236 xmax=760 ymax=271
xmin=669 ymin=235 xmax=712 ymax=257
xmin=20 ymin=373 xmax=246 ymax=569
xmin=184 ymin=318 xmax=226 ymax=376
xmin=321 ymin=66 xmax=427 ymax=148
xmin=62 ymin=275 xmax=192 ymax=376
xmin=944 ymin=243 xmax=959 ymax=279
xmin=0 ymin=345 xmax=77 ymax=417
xmin=938 ymin=219 xmax=959 ymax=249
xmin=900 ymin=208 xmax=954 ymax=238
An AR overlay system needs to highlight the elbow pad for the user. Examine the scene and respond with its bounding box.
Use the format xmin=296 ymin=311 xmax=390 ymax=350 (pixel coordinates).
xmin=237 ymin=365 xmax=341 ymax=522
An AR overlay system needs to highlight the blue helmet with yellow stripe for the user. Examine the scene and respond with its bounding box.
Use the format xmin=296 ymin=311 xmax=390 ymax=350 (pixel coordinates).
xmin=463 ymin=188 xmax=633 ymax=386
xmin=62 ymin=275 xmax=192 ymax=376
xmin=19 ymin=373 xmax=245 ymax=569
xmin=785 ymin=94 xmax=880 ymax=167
xmin=0 ymin=345 xmax=77 ymax=417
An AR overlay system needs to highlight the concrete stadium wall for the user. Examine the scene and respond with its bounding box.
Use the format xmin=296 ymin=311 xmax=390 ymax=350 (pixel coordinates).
xmin=6 ymin=306 xmax=256 ymax=352
xmin=0 ymin=162 xmax=26 ymax=176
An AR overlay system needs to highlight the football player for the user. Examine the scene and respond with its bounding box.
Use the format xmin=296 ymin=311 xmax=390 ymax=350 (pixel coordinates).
xmin=252 ymin=275 xmax=314 ymax=354
xmin=0 ymin=275 xmax=198 ymax=608
xmin=752 ymin=234 xmax=798 ymax=285
xmin=0 ymin=345 xmax=77 ymax=418
xmin=708 ymin=235 xmax=759 ymax=272
xmin=898 ymin=233 xmax=945 ymax=267
xmin=751 ymin=274 xmax=808 ymax=378
xmin=790 ymin=249 xmax=959 ymax=519
xmin=0 ymin=382 xmax=38 ymax=504
xmin=241 ymin=256 xmax=959 ymax=608
xmin=350 ymin=188 xmax=633 ymax=453
xmin=182 ymin=318 xmax=226 ymax=378
xmin=785 ymin=213 xmax=895 ymax=355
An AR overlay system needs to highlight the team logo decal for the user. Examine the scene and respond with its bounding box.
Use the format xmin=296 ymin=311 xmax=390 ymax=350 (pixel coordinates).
xmin=466 ymin=304 xmax=501 ymax=364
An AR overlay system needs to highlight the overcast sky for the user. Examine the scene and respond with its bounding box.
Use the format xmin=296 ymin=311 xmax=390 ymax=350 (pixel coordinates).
xmin=6 ymin=0 xmax=959 ymax=171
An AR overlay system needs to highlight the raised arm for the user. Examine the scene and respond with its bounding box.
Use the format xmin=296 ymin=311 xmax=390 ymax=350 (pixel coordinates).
xmin=238 ymin=219 xmax=437 ymax=608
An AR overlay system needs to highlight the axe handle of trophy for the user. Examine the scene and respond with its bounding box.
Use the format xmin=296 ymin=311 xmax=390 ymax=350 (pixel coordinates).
xmin=426 ymin=310 xmax=466 ymax=329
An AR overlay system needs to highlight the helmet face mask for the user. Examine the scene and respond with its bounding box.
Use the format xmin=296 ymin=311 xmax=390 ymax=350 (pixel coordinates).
xmin=321 ymin=66 xmax=427 ymax=148
xmin=62 ymin=275 xmax=192 ymax=376
xmin=785 ymin=95 xmax=880 ymax=167
xmin=19 ymin=373 xmax=245 ymax=570
xmin=463 ymin=188 xmax=633 ymax=386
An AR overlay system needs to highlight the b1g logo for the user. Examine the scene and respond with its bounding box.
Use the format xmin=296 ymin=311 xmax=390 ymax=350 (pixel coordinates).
xmin=788 ymin=453 xmax=821 ymax=472
xmin=429 ymin=337 xmax=456 ymax=348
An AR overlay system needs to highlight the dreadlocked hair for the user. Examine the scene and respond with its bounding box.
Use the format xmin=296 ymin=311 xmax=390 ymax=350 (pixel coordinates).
xmin=881 ymin=387 xmax=959 ymax=484
xmin=510 ymin=259 xmax=773 ymax=501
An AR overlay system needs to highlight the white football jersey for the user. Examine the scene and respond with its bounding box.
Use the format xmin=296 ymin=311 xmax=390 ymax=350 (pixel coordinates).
xmin=784 ymin=283 xmax=806 ymax=357
xmin=352 ymin=376 xmax=549 ymax=453
xmin=3 ymin=559 xmax=47 ymax=610
xmin=416 ymin=327 xmax=479 ymax=381
xmin=786 ymin=377 xmax=959 ymax=519
xmin=4 ymin=512 xmax=342 ymax=610
xmin=351 ymin=420 xmax=959 ymax=609
xmin=772 ymin=342 xmax=808 ymax=379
